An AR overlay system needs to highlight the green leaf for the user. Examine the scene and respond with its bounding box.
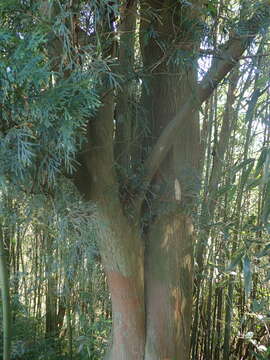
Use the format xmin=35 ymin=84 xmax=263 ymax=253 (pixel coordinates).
xmin=251 ymin=352 xmax=267 ymax=360
xmin=242 ymin=162 xmax=256 ymax=188
xmin=231 ymin=158 xmax=255 ymax=175
xmin=247 ymin=176 xmax=263 ymax=189
xmin=205 ymin=2 xmax=218 ymax=18
xmin=255 ymin=148 xmax=268 ymax=178
xmin=216 ymin=184 xmax=236 ymax=197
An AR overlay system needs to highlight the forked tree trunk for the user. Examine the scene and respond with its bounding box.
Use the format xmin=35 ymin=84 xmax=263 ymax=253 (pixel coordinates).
xmin=81 ymin=93 xmax=145 ymax=359
xmin=70 ymin=1 xmax=270 ymax=359
xmin=84 ymin=2 xmax=200 ymax=357
xmin=80 ymin=81 xmax=197 ymax=360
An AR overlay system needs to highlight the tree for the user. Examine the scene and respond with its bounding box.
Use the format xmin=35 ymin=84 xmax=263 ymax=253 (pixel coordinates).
xmin=71 ymin=1 xmax=270 ymax=359
xmin=1 ymin=1 xmax=270 ymax=359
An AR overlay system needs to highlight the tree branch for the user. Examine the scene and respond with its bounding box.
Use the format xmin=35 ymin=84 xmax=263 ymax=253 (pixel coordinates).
xmin=135 ymin=1 xmax=270 ymax=213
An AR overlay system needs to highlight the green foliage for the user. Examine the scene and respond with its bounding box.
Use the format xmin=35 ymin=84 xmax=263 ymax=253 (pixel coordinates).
xmin=0 ymin=1 xmax=102 ymax=190
xmin=0 ymin=2 xmax=118 ymax=359
xmin=76 ymin=316 xmax=111 ymax=360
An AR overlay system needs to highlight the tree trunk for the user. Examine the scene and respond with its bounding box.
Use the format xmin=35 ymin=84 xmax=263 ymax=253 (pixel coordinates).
xmin=82 ymin=92 xmax=145 ymax=359
xmin=45 ymin=233 xmax=58 ymax=339
xmin=0 ymin=225 xmax=11 ymax=360
xmin=145 ymin=214 xmax=194 ymax=359
xmin=139 ymin=2 xmax=201 ymax=357
xmin=70 ymin=2 xmax=270 ymax=359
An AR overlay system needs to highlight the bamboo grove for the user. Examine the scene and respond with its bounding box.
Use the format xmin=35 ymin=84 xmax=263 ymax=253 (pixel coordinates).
xmin=0 ymin=0 xmax=270 ymax=359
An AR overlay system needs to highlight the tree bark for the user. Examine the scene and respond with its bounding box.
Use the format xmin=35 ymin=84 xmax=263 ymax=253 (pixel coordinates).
xmin=145 ymin=214 xmax=194 ymax=359
xmin=84 ymin=92 xmax=145 ymax=359
xmin=138 ymin=2 xmax=202 ymax=358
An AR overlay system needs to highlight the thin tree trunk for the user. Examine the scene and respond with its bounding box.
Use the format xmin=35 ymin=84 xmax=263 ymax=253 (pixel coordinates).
xmin=214 ymin=286 xmax=223 ymax=360
xmin=223 ymin=69 xmax=264 ymax=360
xmin=45 ymin=233 xmax=58 ymax=339
xmin=204 ymin=265 xmax=214 ymax=359
xmin=0 ymin=225 xmax=11 ymax=360
xmin=192 ymin=68 xmax=239 ymax=359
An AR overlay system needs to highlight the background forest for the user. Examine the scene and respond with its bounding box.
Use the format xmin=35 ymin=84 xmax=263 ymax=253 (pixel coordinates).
xmin=0 ymin=0 xmax=270 ymax=359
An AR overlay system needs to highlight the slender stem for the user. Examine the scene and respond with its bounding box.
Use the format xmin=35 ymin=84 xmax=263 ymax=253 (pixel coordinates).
xmin=0 ymin=226 xmax=11 ymax=360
